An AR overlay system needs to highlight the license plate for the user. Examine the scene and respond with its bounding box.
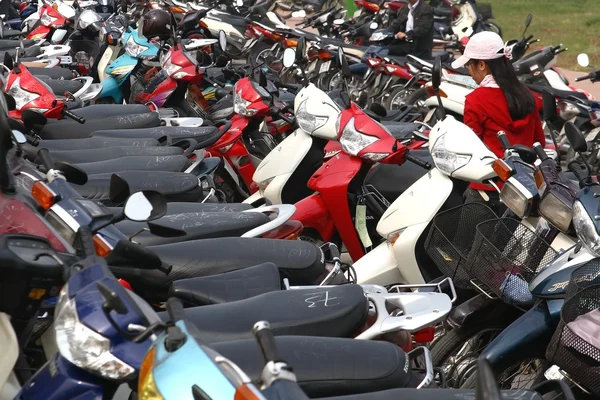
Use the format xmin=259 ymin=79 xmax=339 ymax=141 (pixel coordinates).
xmin=587 ymin=127 xmax=600 ymax=141
xmin=307 ymin=60 xmax=317 ymax=74
xmin=319 ymin=60 xmax=331 ymax=74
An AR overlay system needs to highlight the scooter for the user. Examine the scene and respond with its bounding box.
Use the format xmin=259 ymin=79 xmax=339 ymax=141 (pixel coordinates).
xmin=26 ymin=0 xmax=75 ymax=43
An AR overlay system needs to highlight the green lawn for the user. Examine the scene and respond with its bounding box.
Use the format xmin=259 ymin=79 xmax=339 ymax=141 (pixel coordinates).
xmin=485 ymin=0 xmax=600 ymax=70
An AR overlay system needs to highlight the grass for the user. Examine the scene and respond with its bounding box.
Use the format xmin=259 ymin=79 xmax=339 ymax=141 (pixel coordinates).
xmin=485 ymin=0 xmax=600 ymax=70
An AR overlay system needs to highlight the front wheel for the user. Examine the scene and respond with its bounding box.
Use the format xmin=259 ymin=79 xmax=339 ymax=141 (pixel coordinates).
xmin=385 ymin=83 xmax=416 ymax=110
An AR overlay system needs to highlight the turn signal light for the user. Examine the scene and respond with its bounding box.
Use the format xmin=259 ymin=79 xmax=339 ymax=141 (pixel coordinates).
xmin=318 ymin=49 xmax=334 ymax=60
xmin=32 ymin=181 xmax=56 ymax=210
xmin=535 ymin=169 xmax=545 ymax=189
xmin=284 ymin=38 xmax=298 ymax=48
xmin=93 ymin=234 xmax=113 ymax=257
xmin=170 ymin=6 xmax=184 ymax=12
xmin=424 ymin=86 xmax=447 ymax=98
xmin=234 ymin=384 xmax=263 ymax=400
xmin=492 ymin=159 xmax=513 ymax=182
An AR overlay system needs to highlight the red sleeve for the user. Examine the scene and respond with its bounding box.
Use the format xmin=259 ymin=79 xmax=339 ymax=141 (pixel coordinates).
xmin=464 ymin=95 xmax=483 ymax=138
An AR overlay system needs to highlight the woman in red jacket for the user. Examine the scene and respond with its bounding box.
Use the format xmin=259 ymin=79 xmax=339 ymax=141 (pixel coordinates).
xmin=451 ymin=31 xmax=546 ymax=213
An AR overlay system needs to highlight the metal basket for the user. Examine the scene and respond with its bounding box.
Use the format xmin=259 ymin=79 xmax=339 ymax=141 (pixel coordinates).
xmin=546 ymin=284 xmax=600 ymax=396
xmin=565 ymin=259 xmax=600 ymax=301
xmin=424 ymin=203 xmax=497 ymax=289
xmin=466 ymin=218 xmax=558 ymax=306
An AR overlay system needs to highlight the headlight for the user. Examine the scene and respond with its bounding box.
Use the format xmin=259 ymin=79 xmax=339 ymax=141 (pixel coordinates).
xmin=430 ymin=134 xmax=471 ymax=175
xmin=233 ymin=90 xmax=257 ymax=116
xmin=500 ymin=178 xmax=534 ymax=218
xmin=557 ymin=100 xmax=579 ymax=120
xmin=54 ymin=287 xmax=135 ymax=380
xmin=258 ymin=177 xmax=274 ymax=195
xmin=296 ymin=100 xmax=328 ymax=133
xmin=573 ymin=200 xmax=600 ymax=256
xmin=138 ymin=347 xmax=163 ymax=400
xmin=369 ymin=31 xmax=386 ymax=42
xmin=78 ymin=9 xmax=102 ymax=30
xmin=339 ymin=117 xmax=378 ymax=155
xmin=40 ymin=12 xmax=57 ymax=27
xmin=7 ymin=77 xmax=40 ymax=110
xmin=161 ymin=54 xmax=182 ymax=77
xmin=539 ymin=191 xmax=573 ymax=233
xmin=125 ymin=36 xmax=149 ymax=57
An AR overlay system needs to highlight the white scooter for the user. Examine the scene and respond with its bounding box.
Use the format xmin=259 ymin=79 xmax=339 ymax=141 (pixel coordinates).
xmin=352 ymin=58 xmax=575 ymax=287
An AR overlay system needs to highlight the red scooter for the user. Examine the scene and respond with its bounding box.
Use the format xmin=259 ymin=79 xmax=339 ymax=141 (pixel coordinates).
xmin=5 ymin=63 xmax=85 ymax=123
xmin=291 ymin=100 xmax=429 ymax=261
xmin=26 ymin=0 xmax=74 ymax=43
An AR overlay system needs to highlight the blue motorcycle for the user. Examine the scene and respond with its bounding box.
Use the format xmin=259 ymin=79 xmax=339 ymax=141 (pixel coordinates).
xmin=99 ymin=27 xmax=159 ymax=103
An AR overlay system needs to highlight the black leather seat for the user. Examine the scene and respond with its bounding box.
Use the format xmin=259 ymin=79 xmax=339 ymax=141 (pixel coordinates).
xmin=37 ymin=78 xmax=84 ymax=96
xmin=383 ymin=122 xmax=421 ymax=139
xmin=71 ymin=104 xmax=152 ymax=119
xmin=43 ymin=146 xmax=183 ymax=164
xmin=110 ymin=237 xmax=326 ymax=301
xmin=0 ymin=39 xmax=35 ymax=49
xmin=27 ymin=67 xmax=75 ymax=80
xmin=108 ymin=202 xmax=253 ymax=216
xmin=526 ymin=84 xmax=589 ymax=101
xmin=71 ymin=155 xmax=191 ymax=175
xmin=321 ymin=389 xmax=542 ymax=400
xmin=433 ymin=6 xmax=452 ymax=18
xmin=114 ymin=210 xmax=271 ymax=246
xmin=21 ymin=137 xmax=162 ymax=160
xmin=364 ymin=149 xmax=431 ymax=203
xmin=73 ymin=170 xmax=203 ymax=203
xmin=161 ymin=285 xmax=368 ymax=344
xmin=92 ymin=126 xmax=223 ymax=149
xmin=387 ymin=55 xmax=408 ymax=66
xmin=170 ymin=262 xmax=282 ymax=305
xmin=39 ymin=112 xmax=161 ymax=140
xmin=213 ymin=336 xmax=412 ymax=398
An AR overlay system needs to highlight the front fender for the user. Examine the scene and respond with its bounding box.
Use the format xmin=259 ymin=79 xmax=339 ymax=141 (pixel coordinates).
xmin=482 ymin=300 xmax=558 ymax=367
xmin=292 ymin=193 xmax=335 ymax=241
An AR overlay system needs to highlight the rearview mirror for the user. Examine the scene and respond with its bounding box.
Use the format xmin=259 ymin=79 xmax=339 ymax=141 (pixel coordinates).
xmin=295 ymin=37 xmax=306 ymax=61
xmin=218 ymin=30 xmax=227 ymax=52
xmin=432 ymin=56 xmax=441 ymax=90
xmin=236 ymin=0 xmax=243 ymax=6
xmin=337 ymin=46 xmax=351 ymax=77
xmin=291 ymin=10 xmax=306 ymax=18
xmin=54 ymin=161 xmax=88 ymax=185
xmin=282 ymin=47 xmax=295 ymax=67
xmin=564 ymin=122 xmax=588 ymax=153
xmin=369 ymin=22 xmax=378 ymax=30
xmin=525 ymin=13 xmax=533 ymax=28
xmin=577 ymin=53 xmax=590 ymax=68
xmin=123 ymin=191 xmax=167 ymax=222
xmin=11 ymin=130 xmax=26 ymax=144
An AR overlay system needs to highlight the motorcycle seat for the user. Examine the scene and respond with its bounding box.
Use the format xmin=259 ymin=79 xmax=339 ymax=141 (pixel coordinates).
xmin=110 ymin=237 xmax=326 ymax=301
xmin=70 ymin=155 xmax=191 ymax=176
xmin=526 ymin=84 xmax=589 ymax=101
xmin=214 ymin=336 xmax=412 ymax=398
xmin=382 ymin=122 xmax=421 ymax=139
xmin=0 ymin=39 xmax=36 ymax=49
xmin=27 ymin=67 xmax=75 ymax=80
xmin=92 ymin=126 xmax=222 ymax=149
xmin=39 ymin=112 xmax=162 ymax=140
xmin=109 ymin=202 xmax=253 ymax=216
xmin=321 ymin=389 xmax=542 ymax=400
xmin=73 ymin=170 xmax=202 ymax=203
xmin=159 ymin=285 xmax=368 ymax=344
xmin=42 ymin=145 xmax=183 ymax=164
xmin=386 ymin=55 xmax=408 ymax=66
xmin=70 ymin=104 xmax=152 ymax=119
xmin=170 ymin=262 xmax=282 ymax=306
xmin=37 ymin=78 xmax=85 ymax=96
xmin=433 ymin=6 xmax=452 ymax=18
xmin=114 ymin=210 xmax=271 ymax=246
xmin=365 ymin=149 xmax=431 ymax=203
xmin=22 ymin=137 xmax=161 ymax=155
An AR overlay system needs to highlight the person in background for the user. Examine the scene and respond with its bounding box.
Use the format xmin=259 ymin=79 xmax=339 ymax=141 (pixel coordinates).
xmin=388 ymin=0 xmax=434 ymax=60
xmin=450 ymin=31 xmax=546 ymax=213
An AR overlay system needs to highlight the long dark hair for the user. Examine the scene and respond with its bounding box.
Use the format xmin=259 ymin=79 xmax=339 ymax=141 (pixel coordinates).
xmin=485 ymin=57 xmax=536 ymax=121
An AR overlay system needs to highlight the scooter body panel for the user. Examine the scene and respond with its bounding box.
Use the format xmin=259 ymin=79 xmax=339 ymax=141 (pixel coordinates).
xmin=353 ymin=241 xmax=403 ymax=285
xmin=145 ymin=76 xmax=177 ymax=107
xmin=291 ymin=192 xmax=335 ymax=243
xmin=0 ymin=312 xmax=18 ymax=391
xmin=26 ymin=24 xmax=50 ymax=40
xmin=253 ymin=128 xmax=314 ymax=205
xmin=305 ymin=153 xmax=365 ymax=260
xmin=97 ymin=45 xmax=119 ymax=82
xmin=98 ymin=75 xmax=124 ymax=104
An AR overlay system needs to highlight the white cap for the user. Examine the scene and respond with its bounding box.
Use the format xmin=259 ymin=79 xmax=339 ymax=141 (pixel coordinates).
xmin=451 ymin=31 xmax=507 ymax=69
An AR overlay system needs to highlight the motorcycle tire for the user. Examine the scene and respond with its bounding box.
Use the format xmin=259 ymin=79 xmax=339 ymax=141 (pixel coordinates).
xmin=248 ymin=41 xmax=275 ymax=67
xmin=404 ymin=87 xmax=430 ymax=115
xmin=431 ymin=320 xmax=510 ymax=388
xmin=483 ymin=21 xmax=503 ymax=38
xmin=385 ymin=83 xmax=415 ymax=110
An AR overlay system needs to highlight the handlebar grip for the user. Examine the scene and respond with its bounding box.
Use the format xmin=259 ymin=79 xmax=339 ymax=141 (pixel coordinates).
xmin=552 ymin=45 xmax=562 ymax=52
xmin=497 ymin=131 xmax=510 ymax=150
xmin=568 ymin=161 xmax=589 ymax=184
xmin=76 ymin=225 xmax=96 ymax=258
xmin=405 ymin=153 xmax=432 ymax=170
xmin=524 ymin=34 xmax=534 ymax=42
xmin=166 ymin=297 xmax=186 ymax=323
xmin=37 ymin=148 xmax=55 ymax=171
xmin=533 ymin=142 xmax=549 ymax=161
xmin=575 ymin=74 xmax=591 ymax=82
xmin=63 ymin=110 xmax=86 ymax=124
xmin=253 ymin=321 xmax=280 ymax=363
xmin=328 ymin=243 xmax=340 ymax=260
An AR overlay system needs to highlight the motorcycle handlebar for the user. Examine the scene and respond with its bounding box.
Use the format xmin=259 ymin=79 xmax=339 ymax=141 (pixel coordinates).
xmin=533 ymin=142 xmax=549 ymax=161
xmin=63 ymin=109 xmax=86 ymax=124
xmin=575 ymin=73 xmax=591 ymax=82
xmin=37 ymin=148 xmax=55 ymax=171
xmin=405 ymin=152 xmax=431 ymax=170
xmin=253 ymin=321 xmax=280 ymax=363
xmin=568 ymin=160 xmax=589 ymax=185
xmin=524 ymin=34 xmax=534 ymax=42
